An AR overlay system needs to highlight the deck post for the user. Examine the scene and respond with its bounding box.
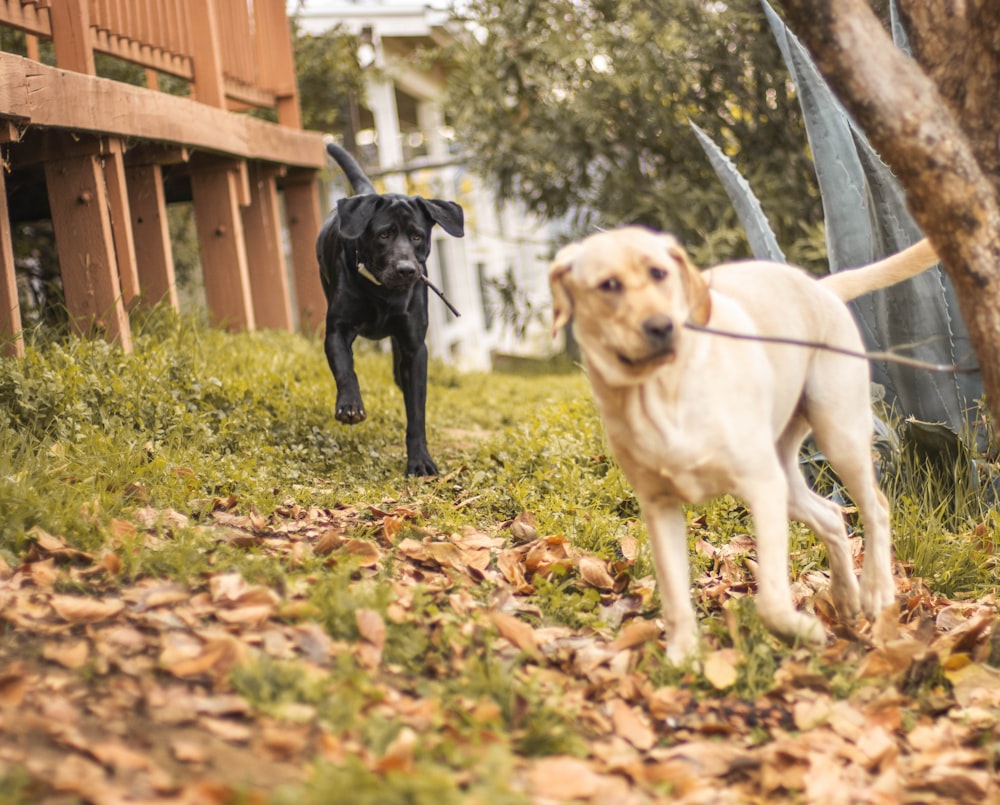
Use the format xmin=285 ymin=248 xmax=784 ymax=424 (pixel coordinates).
xmin=190 ymin=160 xmax=256 ymax=331
xmin=126 ymin=162 xmax=178 ymax=310
xmin=45 ymin=151 xmax=133 ymax=351
xmin=282 ymin=170 xmax=326 ymax=334
xmin=242 ymin=162 xmax=293 ymax=330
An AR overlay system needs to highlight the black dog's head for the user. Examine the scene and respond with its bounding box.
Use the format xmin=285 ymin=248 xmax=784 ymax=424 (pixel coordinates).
xmin=336 ymin=194 xmax=464 ymax=290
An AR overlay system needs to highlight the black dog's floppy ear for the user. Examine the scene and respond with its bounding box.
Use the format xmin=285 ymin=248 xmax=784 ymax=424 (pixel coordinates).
xmin=336 ymin=195 xmax=382 ymax=239
xmin=417 ymin=198 xmax=464 ymax=238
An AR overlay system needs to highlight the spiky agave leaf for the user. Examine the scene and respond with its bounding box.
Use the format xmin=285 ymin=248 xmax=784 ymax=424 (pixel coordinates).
xmin=762 ymin=0 xmax=887 ymax=390
xmin=689 ymin=122 xmax=785 ymax=263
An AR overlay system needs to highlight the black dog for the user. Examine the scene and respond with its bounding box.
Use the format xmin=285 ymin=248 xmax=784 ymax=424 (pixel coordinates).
xmin=316 ymin=143 xmax=464 ymax=476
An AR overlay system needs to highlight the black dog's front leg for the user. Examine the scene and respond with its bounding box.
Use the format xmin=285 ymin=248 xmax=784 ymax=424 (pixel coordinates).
xmin=324 ymin=324 xmax=367 ymax=424
xmin=392 ymin=337 xmax=437 ymax=476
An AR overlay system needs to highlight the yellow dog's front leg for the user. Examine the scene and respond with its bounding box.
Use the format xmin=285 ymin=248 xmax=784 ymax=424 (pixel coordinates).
xmin=642 ymin=498 xmax=701 ymax=664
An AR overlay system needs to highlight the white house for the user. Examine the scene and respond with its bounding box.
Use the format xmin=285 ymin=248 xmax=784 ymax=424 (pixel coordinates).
xmin=292 ymin=0 xmax=558 ymax=370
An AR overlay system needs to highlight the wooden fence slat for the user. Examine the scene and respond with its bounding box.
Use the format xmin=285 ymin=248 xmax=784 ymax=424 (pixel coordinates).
xmin=49 ymin=0 xmax=95 ymax=74
xmin=187 ymin=0 xmax=225 ymax=107
xmin=170 ymin=0 xmax=191 ymax=58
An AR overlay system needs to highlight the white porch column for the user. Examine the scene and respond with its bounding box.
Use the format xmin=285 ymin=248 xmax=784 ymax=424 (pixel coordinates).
xmin=366 ymin=31 xmax=406 ymax=194
xmin=417 ymin=99 xmax=448 ymax=161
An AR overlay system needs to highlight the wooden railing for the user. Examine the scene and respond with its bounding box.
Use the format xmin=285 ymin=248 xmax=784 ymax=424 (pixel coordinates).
xmin=0 ymin=0 xmax=328 ymax=356
xmin=0 ymin=0 xmax=301 ymax=120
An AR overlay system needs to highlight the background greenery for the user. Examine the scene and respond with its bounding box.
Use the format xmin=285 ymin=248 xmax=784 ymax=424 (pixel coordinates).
xmin=440 ymin=0 xmax=826 ymax=268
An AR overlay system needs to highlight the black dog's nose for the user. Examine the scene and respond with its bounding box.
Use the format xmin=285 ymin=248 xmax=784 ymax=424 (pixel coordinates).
xmin=642 ymin=314 xmax=674 ymax=342
xmin=396 ymin=261 xmax=418 ymax=279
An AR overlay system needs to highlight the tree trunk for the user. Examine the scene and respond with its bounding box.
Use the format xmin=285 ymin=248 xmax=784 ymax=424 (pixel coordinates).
xmin=778 ymin=0 xmax=1000 ymax=431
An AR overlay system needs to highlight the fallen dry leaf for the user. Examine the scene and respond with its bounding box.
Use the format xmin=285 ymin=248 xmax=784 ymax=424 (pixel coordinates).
xmin=42 ymin=638 xmax=89 ymax=669
xmin=50 ymin=595 xmax=124 ymax=624
xmin=527 ymin=755 xmax=607 ymax=801
xmin=578 ymin=554 xmax=616 ymax=591
xmin=703 ymin=648 xmax=741 ymax=690
xmin=490 ymin=611 xmax=538 ymax=654
xmin=609 ymin=619 xmax=660 ymax=652
xmin=610 ymin=699 xmax=656 ymax=751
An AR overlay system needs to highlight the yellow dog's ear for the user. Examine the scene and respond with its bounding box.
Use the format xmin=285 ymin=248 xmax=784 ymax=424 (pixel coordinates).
xmin=663 ymin=236 xmax=711 ymax=326
xmin=549 ymin=242 xmax=582 ymax=335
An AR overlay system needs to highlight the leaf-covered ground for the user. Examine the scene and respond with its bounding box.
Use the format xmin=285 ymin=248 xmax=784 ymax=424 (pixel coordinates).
xmin=1 ymin=318 xmax=998 ymax=803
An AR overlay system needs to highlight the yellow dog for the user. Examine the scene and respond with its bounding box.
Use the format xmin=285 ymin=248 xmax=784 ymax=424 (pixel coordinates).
xmin=550 ymin=228 xmax=938 ymax=662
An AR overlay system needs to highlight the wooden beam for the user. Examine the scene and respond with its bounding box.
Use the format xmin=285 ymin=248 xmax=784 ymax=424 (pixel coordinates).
xmin=0 ymin=165 xmax=24 ymax=357
xmin=282 ymin=171 xmax=326 ymax=334
xmin=126 ymin=162 xmax=178 ymax=310
xmin=0 ymin=52 xmax=326 ymax=169
xmin=44 ymin=152 xmax=133 ymax=350
xmin=242 ymin=163 xmax=292 ymax=330
xmin=190 ymin=162 xmax=255 ymax=331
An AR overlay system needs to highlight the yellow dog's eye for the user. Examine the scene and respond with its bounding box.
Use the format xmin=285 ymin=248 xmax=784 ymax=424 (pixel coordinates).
xmin=649 ymin=266 xmax=668 ymax=281
xmin=598 ymin=277 xmax=622 ymax=293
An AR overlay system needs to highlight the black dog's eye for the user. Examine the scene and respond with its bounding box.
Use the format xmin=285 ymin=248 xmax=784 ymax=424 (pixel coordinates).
xmin=378 ymin=231 xmax=391 ymax=240
xmin=410 ymin=233 xmax=423 ymax=243
xmin=598 ymin=277 xmax=622 ymax=293
xmin=649 ymin=266 xmax=668 ymax=281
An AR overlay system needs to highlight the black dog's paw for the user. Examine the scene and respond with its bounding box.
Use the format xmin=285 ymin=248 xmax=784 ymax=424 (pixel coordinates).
xmin=406 ymin=452 xmax=439 ymax=477
xmin=335 ymin=401 xmax=367 ymax=424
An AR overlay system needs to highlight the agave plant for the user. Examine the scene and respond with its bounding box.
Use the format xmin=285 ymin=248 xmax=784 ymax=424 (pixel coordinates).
xmin=693 ymin=0 xmax=989 ymax=506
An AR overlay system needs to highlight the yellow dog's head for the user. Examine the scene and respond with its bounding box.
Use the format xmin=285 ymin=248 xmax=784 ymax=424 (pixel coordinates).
xmin=549 ymin=227 xmax=711 ymax=386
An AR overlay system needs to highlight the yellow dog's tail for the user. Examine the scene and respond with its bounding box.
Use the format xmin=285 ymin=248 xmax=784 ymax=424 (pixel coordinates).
xmin=820 ymin=238 xmax=939 ymax=302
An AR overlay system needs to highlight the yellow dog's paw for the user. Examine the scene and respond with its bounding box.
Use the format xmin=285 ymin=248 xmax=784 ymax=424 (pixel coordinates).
xmin=859 ymin=570 xmax=896 ymax=621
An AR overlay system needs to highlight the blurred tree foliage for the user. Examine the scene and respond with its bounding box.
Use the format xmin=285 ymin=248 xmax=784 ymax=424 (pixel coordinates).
xmin=442 ymin=0 xmax=825 ymax=267
xmin=291 ymin=21 xmax=367 ymax=137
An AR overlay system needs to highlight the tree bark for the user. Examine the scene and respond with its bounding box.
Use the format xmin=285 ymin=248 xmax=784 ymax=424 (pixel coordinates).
xmin=778 ymin=0 xmax=1000 ymax=430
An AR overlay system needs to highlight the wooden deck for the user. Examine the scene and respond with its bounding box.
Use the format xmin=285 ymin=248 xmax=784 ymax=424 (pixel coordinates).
xmin=0 ymin=0 xmax=329 ymax=357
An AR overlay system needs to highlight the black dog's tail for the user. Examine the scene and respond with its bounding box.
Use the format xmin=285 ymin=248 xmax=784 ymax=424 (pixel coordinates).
xmin=326 ymin=143 xmax=376 ymax=195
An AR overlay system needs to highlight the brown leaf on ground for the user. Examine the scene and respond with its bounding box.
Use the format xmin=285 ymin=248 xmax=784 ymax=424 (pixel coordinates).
xmin=526 ymin=755 xmax=611 ymax=801
xmin=50 ymin=595 xmax=124 ymax=624
xmin=578 ymin=554 xmax=616 ymax=591
xmin=610 ymin=699 xmax=656 ymax=751
xmin=703 ymin=648 xmax=742 ymax=690
xmin=609 ymin=619 xmax=661 ymax=652
xmin=491 ymin=611 xmax=538 ymax=654
xmin=509 ymin=510 xmax=538 ymax=543
xmin=524 ymin=535 xmax=575 ymax=577
xmin=41 ymin=638 xmax=89 ymax=669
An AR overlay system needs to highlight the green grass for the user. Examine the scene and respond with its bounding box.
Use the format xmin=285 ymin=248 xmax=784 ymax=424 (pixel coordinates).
xmin=3 ymin=307 xmax=997 ymax=613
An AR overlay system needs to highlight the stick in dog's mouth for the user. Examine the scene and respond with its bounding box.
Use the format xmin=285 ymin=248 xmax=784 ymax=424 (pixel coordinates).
xmin=420 ymin=275 xmax=461 ymax=318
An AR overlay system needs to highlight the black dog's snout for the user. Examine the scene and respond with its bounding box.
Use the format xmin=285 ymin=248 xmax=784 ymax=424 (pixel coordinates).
xmin=642 ymin=314 xmax=674 ymax=343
